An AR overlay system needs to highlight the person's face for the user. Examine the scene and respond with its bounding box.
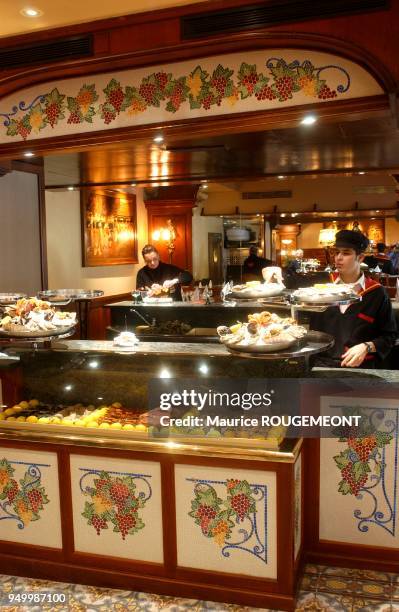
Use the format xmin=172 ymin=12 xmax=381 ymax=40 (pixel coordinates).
xmin=144 ymin=251 xmax=160 ymax=269
xmin=334 ymin=247 xmax=363 ymax=276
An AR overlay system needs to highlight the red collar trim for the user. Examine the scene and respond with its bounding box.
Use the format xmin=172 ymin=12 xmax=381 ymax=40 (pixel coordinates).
xmin=329 ymin=272 xmax=381 ymax=296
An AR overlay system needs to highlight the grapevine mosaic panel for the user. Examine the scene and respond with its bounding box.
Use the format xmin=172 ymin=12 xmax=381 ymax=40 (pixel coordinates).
xmin=0 ymin=49 xmax=381 ymax=143
xmin=0 ymin=448 xmax=62 ymax=548
xmin=70 ymin=455 xmax=163 ymax=562
xmin=320 ymin=397 xmax=399 ymax=548
xmin=175 ymin=464 xmax=277 ymax=579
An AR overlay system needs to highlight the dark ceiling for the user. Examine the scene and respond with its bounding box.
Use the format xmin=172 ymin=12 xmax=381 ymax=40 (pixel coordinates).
xmin=43 ymin=113 xmax=399 ymax=188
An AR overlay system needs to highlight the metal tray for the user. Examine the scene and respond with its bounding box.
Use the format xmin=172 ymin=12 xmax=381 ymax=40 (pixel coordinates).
xmin=0 ymin=293 xmax=27 ymax=305
xmin=0 ymin=324 xmax=76 ymax=338
xmin=224 ymin=335 xmax=299 ymax=353
xmin=224 ymin=330 xmax=334 ymax=359
xmin=37 ymin=289 xmax=104 ymax=302
xmin=290 ymin=294 xmax=360 ymax=308
xmin=229 ymin=285 xmax=284 ymax=300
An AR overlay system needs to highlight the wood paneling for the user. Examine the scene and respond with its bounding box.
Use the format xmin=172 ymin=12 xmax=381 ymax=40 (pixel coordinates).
xmin=0 ymin=438 xmax=300 ymax=611
xmin=145 ymin=201 xmax=196 ymax=271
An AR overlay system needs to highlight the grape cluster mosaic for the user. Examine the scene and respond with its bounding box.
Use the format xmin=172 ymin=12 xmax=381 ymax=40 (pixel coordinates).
xmin=334 ymin=424 xmax=393 ymax=496
xmin=1 ymin=58 xmax=351 ymax=140
xmin=81 ymin=470 xmax=148 ymax=540
xmin=0 ymin=459 xmax=49 ymax=527
xmin=189 ymin=478 xmax=257 ymax=547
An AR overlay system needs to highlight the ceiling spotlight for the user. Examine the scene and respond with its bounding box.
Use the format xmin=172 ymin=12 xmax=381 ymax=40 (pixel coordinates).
xmin=23 ymin=151 xmax=34 ymax=157
xmin=153 ymin=135 xmax=164 ymax=143
xmin=301 ymin=115 xmax=317 ymax=126
xmin=277 ymin=175 xmax=285 ymax=179
xmin=67 ymin=186 xmax=74 ymax=191
xmin=20 ymin=7 xmax=43 ymax=17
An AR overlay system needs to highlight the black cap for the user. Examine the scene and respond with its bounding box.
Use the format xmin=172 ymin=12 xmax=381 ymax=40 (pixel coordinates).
xmin=334 ymin=230 xmax=369 ymax=252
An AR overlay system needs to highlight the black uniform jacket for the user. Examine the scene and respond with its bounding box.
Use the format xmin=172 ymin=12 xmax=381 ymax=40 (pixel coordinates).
xmin=136 ymin=261 xmax=193 ymax=300
xmin=310 ymin=273 xmax=397 ymax=367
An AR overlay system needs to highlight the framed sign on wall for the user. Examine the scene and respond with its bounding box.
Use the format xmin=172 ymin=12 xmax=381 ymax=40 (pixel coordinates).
xmin=81 ymin=190 xmax=138 ymax=267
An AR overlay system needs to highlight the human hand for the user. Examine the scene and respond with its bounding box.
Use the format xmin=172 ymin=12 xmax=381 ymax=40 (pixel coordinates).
xmin=163 ymin=278 xmax=179 ymax=289
xmin=340 ymin=343 xmax=368 ymax=368
xmin=148 ymin=283 xmax=163 ymax=296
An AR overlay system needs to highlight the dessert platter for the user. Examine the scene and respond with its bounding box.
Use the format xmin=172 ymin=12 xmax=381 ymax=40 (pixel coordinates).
xmin=292 ymin=283 xmax=359 ymax=307
xmin=227 ymin=280 xmax=285 ymax=300
xmin=0 ymin=399 xmax=283 ymax=447
xmin=0 ymin=297 xmax=77 ymax=338
xmin=217 ymin=310 xmax=307 ymax=354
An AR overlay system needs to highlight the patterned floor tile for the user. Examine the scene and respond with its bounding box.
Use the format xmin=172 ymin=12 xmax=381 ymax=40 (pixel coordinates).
xmin=298 ymin=573 xmax=320 ymax=592
xmin=295 ymin=590 xmax=350 ymax=611
xmin=1 ymin=564 xmax=398 ymax=612
xmin=320 ymin=566 xmax=395 ymax=583
xmin=317 ymin=576 xmax=392 ymax=599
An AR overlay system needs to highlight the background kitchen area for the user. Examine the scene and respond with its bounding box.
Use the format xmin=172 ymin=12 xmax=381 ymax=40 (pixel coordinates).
xmin=2 ymin=124 xmax=399 ymax=342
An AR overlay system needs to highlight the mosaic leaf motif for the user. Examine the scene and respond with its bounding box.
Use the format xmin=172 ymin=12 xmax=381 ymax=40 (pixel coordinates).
xmin=80 ymin=470 xmax=150 ymax=540
xmin=0 ymin=57 xmax=351 ymax=139
xmin=332 ymin=406 xmax=398 ymax=535
xmin=189 ymin=478 xmax=263 ymax=553
xmin=0 ymin=458 xmax=49 ymax=528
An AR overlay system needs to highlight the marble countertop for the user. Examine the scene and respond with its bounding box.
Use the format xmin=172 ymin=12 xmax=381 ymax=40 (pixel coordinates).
xmin=107 ymin=300 xmax=281 ymax=309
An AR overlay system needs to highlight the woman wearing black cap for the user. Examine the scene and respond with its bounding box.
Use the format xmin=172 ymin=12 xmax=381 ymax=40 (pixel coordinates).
xmin=310 ymin=230 xmax=397 ymax=368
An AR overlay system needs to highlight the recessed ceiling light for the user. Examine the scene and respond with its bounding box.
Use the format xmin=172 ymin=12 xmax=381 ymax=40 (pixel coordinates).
xmin=301 ymin=115 xmax=317 ymax=126
xmin=23 ymin=151 xmax=34 ymax=157
xmin=153 ymin=135 xmax=164 ymax=143
xmin=277 ymin=175 xmax=285 ymax=179
xmin=20 ymin=7 xmax=43 ymax=17
xmin=131 ymin=183 xmax=136 ymax=187
xmin=67 ymin=186 xmax=74 ymax=191
xmin=376 ymin=209 xmax=380 ymax=213
xmin=358 ymin=171 xmax=366 ymax=175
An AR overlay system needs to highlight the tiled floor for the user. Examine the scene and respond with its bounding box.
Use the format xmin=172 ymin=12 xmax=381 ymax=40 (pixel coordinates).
xmin=0 ymin=564 xmax=398 ymax=611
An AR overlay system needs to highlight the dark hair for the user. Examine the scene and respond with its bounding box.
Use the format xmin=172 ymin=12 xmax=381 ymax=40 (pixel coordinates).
xmin=141 ymin=244 xmax=159 ymax=258
xmin=376 ymin=242 xmax=386 ymax=253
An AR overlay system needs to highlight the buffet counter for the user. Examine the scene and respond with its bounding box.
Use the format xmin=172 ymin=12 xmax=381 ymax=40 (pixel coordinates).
xmin=0 ymin=342 xmax=303 ymax=610
xmin=0 ymin=342 xmax=397 ymax=610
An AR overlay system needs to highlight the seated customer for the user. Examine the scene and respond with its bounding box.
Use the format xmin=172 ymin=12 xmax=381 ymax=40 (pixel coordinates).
xmin=136 ymin=245 xmax=193 ymax=300
xmin=375 ymin=242 xmax=395 ymax=275
xmin=310 ymin=230 xmax=397 ymax=368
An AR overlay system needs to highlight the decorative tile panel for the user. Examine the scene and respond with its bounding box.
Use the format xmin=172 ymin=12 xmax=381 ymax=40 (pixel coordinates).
xmin=0 ymin=49 xmax=382 ymax=143
xmin=0 ymin=448 xmax=61 ymax=548
xmin=175 ymin=464 xmax=277 ymax=579
xmin=70 ymin=454 xmax=163 ymax=563
xmin=319 ymin=397 xmax=399 ymax=548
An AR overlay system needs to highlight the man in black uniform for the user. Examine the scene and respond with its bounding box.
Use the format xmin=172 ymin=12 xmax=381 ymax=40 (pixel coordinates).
xmin=310 ymin=230 xmax=397 ymax=368
xmin=136 ymin=244 xmax=193 ymax=300
xmin=243 ymin=246 xmax=273 ymax=281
